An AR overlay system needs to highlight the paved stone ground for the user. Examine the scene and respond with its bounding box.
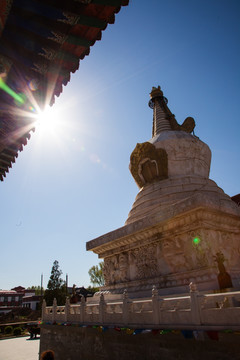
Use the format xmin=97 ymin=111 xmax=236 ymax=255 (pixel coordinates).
xmin=0 ymin=336 xmax=40 ymax=360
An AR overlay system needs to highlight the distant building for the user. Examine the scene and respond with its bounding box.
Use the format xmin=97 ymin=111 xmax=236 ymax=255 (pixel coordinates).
xmin=11 ymin=286 xmax=25 ymax=293
xmin=0 ymin=290 xmax=23 ymax=313
xmin=22 ymin=295 xmax=42 ymax=311
xmin=0 ymin=287 xmax=41 ymax=314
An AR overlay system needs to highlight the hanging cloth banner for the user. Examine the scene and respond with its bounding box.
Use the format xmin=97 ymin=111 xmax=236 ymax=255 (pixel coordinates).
xmin=133 ymin=329 xmax=144 ymax=335
xmin=206 ymin=331 xmax=219 ymax=341
xmin=193 ymin=330 xmax=206 ymax=341
xmin=41 ymin=322 xmax=239 ymax=339
xmin=181 ymin=330 xmax=194 ymax=339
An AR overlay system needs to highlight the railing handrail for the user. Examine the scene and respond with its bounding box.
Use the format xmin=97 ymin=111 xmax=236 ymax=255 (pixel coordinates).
xmin=41 ymin=287 xmax=240 ymax=330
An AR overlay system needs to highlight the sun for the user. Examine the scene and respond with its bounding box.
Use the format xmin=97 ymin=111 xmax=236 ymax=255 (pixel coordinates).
xmin=35 ymin=105 xmax=60 ymax=134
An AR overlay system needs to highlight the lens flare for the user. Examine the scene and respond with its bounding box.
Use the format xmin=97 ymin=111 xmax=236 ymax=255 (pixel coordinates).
xmin=0 ymin=78 xmax=25 ymax=105
xmin=193 ymin=237 xmax=201 ymax=245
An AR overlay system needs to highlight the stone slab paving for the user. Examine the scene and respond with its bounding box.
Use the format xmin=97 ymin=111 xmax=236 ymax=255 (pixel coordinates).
xmin=0 ymin=336 xmax=40 ymax=360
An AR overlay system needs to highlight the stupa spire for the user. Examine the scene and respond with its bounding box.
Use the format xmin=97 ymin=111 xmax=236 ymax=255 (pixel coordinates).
xmin=148 ymin=86 xmax=196 ymax=136
xmin=149 ymin=86 xmax=171 ymax=136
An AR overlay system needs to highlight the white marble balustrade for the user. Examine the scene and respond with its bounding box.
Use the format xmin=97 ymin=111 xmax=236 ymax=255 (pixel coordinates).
xmin=42 ymin=286 xmax=240 ymax=330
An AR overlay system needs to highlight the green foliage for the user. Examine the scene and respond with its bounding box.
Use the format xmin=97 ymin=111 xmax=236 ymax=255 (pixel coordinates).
xmin=86 ymin=285 xmax=100 ymax=293
xmin=44 ymin=260 xmax=66 ymax=306
xmin=13 ymin=327 xmax=22 ymax=336
xmin=27 ymin=285 xmax=44 ymax=295
xmin=44 ymin=288 xmax=66 ymax=306
xmin=88 ymin=262 xmax=104 ymax=286
xmin=4 ymin=326 xmax=13 ymax=335
xmin=47 ymin=260 xmax=65 ymax=290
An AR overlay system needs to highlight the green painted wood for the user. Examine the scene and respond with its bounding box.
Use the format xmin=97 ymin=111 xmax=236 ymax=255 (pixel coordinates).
xmin=76 ymin=15 xmax=107 ymax=29
xmin=91 ymin=0 xmax=122 ymax=7
xmin=66 ymin=35 xmax=92 ymax=47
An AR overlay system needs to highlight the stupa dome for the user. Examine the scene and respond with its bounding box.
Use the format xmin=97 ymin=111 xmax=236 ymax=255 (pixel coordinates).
xmin=150 ymin=130 xmax=211 ymax=178
xmin=126 ymin=87 xmax=240 ymax=225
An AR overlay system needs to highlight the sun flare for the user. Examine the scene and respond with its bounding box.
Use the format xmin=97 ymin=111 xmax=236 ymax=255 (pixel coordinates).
xmin=35 ymin=105 xmax=60 ymax=134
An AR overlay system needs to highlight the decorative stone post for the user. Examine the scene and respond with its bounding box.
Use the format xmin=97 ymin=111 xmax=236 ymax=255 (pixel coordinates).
xmin=99 ymin=293 xmax=105 ymax=324
xmin=122 ymin=289 xmax=130 ymax=325
xmin=52 ymin=298 xmax=57 ymax=322
xmin=42 ymin=299 xmax=46 ymax=320
xmin=152 ymin=285 xmax=160 ymax=325
xmin=189 ymin=282 xmax=201 ymax=325
xmin=80 ymin=296 xmax=85 ymax=323
xmin=65 ymin=297 xmax=70 ymax=322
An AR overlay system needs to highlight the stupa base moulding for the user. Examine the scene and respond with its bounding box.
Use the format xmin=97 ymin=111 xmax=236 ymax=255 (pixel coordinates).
xmin=87 ymin=206 xmax=240 ymax=297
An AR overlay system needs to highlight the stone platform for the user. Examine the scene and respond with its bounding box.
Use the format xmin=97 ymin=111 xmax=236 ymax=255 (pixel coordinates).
xmin=39 ymin=325 xmax=240 ymax=360
xmin=87 ymin=203 xmax=240 ymax=297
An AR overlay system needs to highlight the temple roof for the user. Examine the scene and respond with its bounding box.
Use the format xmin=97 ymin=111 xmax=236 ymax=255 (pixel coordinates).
xmin=0 ymin=0 xmax=128 ymax=181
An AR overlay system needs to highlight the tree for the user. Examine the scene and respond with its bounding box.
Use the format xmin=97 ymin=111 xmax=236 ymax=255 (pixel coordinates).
xmin=27 ymin=286 xmax=43 ymax=295
xmin=86 ymin=285 xmax=100 ymax=294
xmin=88 ymin=262 xmax=104 ymax=287
xmin=44 ymin=260 xmax=66 ymax=306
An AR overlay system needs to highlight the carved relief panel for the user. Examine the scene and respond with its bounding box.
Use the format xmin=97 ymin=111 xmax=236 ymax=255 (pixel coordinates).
xmin=131 ymin=244 xmax=158 ymax=280
xmin=102 ymin=226 xmax=240 ymax=288
xmin=103 ymin=253 xmax=128 ymax=286
xmin=162 ymin=237 xmax=189 ymax=273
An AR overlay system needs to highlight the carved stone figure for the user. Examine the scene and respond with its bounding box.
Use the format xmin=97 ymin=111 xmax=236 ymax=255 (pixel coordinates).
xmin=214 ymin=251 xmax=233 ymax=290
xmin=118 ymin=253 xmax=128 ymax=282
xmin=103 ymin=257 xmax=116 ymax=286
xmin=103 ymin=253 xmax=128 ymax=285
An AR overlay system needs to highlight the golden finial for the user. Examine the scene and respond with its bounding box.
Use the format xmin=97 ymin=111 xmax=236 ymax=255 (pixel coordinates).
xmin=149 ymin=86 xmax=163 ymax=99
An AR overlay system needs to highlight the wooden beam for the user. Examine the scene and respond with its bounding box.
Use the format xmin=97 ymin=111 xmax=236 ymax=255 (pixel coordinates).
xmin=76 ymin=14 xmax=107 ymax=29
xmin=91 ymin=0 xmax=122 ymax=6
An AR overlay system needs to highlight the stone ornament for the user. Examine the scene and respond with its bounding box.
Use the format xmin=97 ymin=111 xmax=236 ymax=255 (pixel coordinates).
xmin=129 ymin=142 xmax=168 ymax=188
xmin=189 ymin=282 xmax=197 ymax=292
xmin=214 ymin=251 xmax=233 ymax=290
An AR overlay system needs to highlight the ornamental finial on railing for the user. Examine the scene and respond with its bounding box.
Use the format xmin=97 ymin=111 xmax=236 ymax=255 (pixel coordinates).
xmin=152 ymin=285 xmax=158 ymax=297
xmin=189 ymin=282 xmax=197 ymax=292
xmin=123 ymin=289 xmax=128 ymax=299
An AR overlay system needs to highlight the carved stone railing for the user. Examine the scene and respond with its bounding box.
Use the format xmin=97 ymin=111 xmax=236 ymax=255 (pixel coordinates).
xmin=42 ymin=285 xmax=240 ymax=330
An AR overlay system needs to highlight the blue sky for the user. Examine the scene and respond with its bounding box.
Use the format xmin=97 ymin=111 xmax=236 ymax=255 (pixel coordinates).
xmin=1 ymin=0 xmax=240 ymax=290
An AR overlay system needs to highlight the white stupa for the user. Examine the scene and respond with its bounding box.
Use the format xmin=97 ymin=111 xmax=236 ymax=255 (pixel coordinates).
xmin=87 ymin=86 xmax=240 ymax=296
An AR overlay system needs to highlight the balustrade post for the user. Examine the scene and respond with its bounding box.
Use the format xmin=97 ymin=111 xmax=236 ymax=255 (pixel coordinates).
xmin=189 ymin=282 xmax=201 ymax=325
xmin=80 ymin=296 xmax=86 ymax=323
xmin=152 ymin=285 xmax=160 ymax=325
xmin=52 ymin=298 xmax=57 ymax=322
xmin=42 ymin=299 xmax=46 ymax=321
xmin=65 ymin=297 xmax=70 ymax=322
xmin=99 ymin=294 xmax=105 ymax=324
xmin=123 ymin=289 xmax=129 ymax=326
